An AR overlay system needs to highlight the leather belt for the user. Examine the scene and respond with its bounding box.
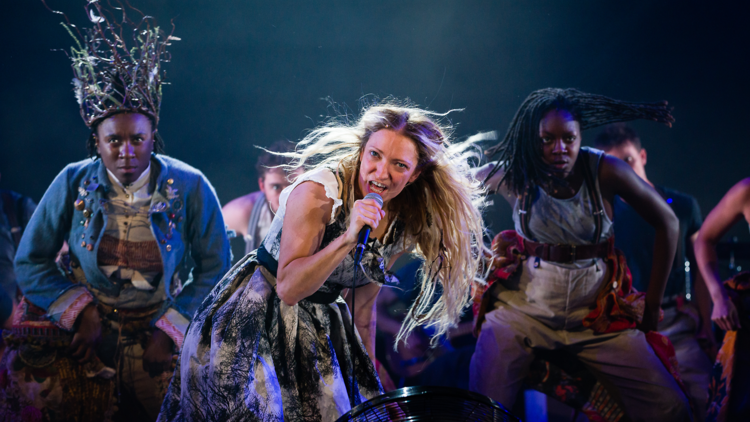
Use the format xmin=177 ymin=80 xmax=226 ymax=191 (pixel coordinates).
xmin=523 ymin=239 xmax=611 ymax=263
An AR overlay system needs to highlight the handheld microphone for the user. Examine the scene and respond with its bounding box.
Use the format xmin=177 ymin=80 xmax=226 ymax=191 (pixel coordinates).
xmin=354 ymin=192 xmax=383 ymax=265
xmin=349 ymin=192 xmax=381 ymax=406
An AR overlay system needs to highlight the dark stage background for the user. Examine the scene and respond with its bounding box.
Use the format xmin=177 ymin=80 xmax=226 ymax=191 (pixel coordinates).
xmin=2 ymin=0 xmax=749 ymax=242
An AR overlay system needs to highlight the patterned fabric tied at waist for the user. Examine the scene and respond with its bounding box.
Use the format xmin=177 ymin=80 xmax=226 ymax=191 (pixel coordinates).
xmin=4 ymin=299 xmax=162 ymax=346
xmin=522 ymin=238 xmax=613 ymax=263
xmin=473 ymin=231 xmax=647 ymax=336
xmin=4 ymin=298 xmax=72 ymax=344
xmin=98 ymin=234 xmax=163 ymax=272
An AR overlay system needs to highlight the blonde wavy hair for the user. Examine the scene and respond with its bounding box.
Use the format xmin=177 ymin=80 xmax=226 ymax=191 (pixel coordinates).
xmin=280 ymin=102 xmax=487 ymax=343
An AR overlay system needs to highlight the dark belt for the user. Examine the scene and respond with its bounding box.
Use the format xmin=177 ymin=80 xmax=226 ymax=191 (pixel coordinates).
xmin=305 ymin=287 xmax=343 ymax=304
xmin=98 ymin=302 xmax=161 ymax=320
xmin=523 ymin=238 xmax=611 ymax=263
xmin=256 ymin=245 xmax=278 ymax=277
xmin=255 ymin=246 xmax=342 ymax=305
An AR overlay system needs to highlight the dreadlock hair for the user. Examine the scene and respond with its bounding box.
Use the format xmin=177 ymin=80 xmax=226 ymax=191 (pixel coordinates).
xmin=277 ymin=101 xmax=487 ymax=344
xmin=255 ymin=140 xmax=298 ymax=180
xmin=87 ymin=111 xmax=165 ymax=159
xmin=594 ymin=123 xmax=643 ymax=151
xmin=484 ymin=88 xmax=673 ymax=196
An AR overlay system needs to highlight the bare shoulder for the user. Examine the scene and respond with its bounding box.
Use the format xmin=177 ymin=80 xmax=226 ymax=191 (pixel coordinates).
xmin=222 ymin=191 xmax=264 ymax=235
xmin=724 ymin=178 xmax=750 ymax=217
xmin=728 ymin=177 xmax=750 ymax=198
xmin=699 ymin=177 xmax=750 ymax=241
xmin=597 ymin=153 xmax=630 ymax=180
xmin=597 ymin=154 xmax=639 ymax=194
xmin=224 ymin=191 xmax=263 ymax=210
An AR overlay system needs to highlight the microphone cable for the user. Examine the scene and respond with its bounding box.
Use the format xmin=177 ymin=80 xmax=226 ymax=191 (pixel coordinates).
xmin=349 ymin=260 xmax=361 ymax=407
xmin=348 ymin=192 xmax=381 ymax=408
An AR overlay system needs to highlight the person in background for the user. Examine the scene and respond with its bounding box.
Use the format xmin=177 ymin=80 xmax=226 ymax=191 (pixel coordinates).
xmin=594 ymin=123 xmax=713 ymax=420
xmin=695 ymin=178 xmax=750 ymax=333
xmin=695 ymin=178 xmax=750 ymax=420
xmin=0 ymin=3 xmax=230 ymax=420
xmin=222 ymin=141 xmax=302 ymax=261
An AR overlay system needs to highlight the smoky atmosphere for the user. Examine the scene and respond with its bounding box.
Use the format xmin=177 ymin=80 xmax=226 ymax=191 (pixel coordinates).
xmin=2 ymin=0 xmax=749 ymax=241
xmin=4 ymin=2 xmax=750 ymax=421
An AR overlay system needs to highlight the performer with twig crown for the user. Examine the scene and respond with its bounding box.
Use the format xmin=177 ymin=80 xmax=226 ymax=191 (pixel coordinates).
xmin=0 ymin=2 xmax=230 ymax=421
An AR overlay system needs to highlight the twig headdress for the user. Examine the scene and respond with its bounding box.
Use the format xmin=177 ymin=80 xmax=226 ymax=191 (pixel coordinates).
xmin=45 ymin=0 xmax=178 ymax=128
xmin=484 ymin=88 xmax=674 ymax=196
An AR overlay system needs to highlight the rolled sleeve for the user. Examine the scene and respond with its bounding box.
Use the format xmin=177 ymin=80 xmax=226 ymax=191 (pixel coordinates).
xmin=47 ymin=286 xmax=94 ymax=330
xmin=155 ymin=307 xmax=190 ymax=350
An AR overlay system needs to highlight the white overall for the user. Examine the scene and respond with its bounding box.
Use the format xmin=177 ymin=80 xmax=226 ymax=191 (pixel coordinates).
xmin=470 ymin=149 xmax=691 ymax=421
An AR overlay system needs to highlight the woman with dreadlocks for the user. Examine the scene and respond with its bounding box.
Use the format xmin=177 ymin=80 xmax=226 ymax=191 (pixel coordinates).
xmin=0 ymin=3 xmax=230 ymax=421
xmin=469 ymin=88 xmax=691 ymax=421
xmin=158 ymin=103 xmax=486 ymax=422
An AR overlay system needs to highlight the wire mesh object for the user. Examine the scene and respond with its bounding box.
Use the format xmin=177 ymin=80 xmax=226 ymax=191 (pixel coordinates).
xmin=336 ymin=386 xmax=521 ymax=422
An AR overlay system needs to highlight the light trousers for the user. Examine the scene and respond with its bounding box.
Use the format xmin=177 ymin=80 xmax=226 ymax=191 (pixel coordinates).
xmin=469 ymin=258 xmax=691 ymax=422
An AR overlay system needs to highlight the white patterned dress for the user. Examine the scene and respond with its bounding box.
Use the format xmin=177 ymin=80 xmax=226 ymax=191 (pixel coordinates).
xmin=158 ymin=168 xmax=410 ymax=422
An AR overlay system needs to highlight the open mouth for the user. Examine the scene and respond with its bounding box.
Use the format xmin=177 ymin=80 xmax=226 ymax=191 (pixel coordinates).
xmin=368 ymin=181 xmax=388 ymax=194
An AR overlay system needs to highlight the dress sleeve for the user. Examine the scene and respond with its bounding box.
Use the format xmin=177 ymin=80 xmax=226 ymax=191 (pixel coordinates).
xmin=261 ymin=167 xmax=343 ymax=257
xmin=278 ymin=167 xmax=343 ymax=223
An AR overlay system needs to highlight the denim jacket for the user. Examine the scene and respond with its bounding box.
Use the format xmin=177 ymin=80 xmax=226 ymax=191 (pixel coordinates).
xmin=14 ymin=154 xmax=231 ymax=331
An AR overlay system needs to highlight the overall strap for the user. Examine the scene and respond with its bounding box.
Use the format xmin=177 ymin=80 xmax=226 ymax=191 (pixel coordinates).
xmin=245 ymin=193 xmax=268 ymax=254
xmin=518 ymin=185 xmax=536 ymax=241
xmin=1 ymin=191 xmax=22 ymax=249
xmin=579 ymin=149 xmax=605 ymax=244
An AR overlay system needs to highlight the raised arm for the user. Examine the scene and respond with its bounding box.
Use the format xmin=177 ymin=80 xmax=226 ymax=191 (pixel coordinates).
xmin=694 ymin=178 xmax=750 ymax=331
xmin=276 ymin=181 xmax=384 ymax=306
xmin=599 ymin=155 xmax=679 ymax=332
